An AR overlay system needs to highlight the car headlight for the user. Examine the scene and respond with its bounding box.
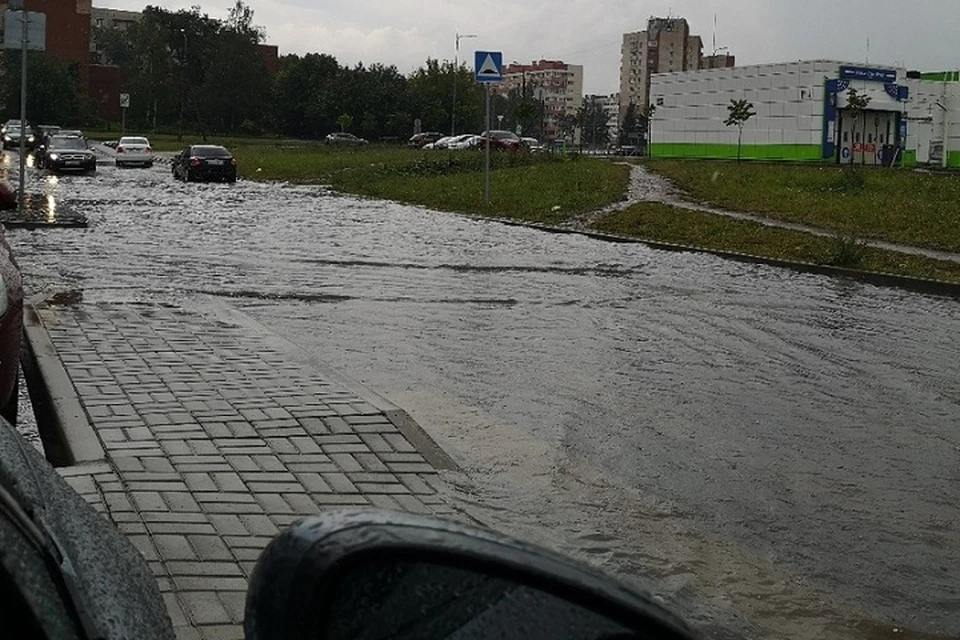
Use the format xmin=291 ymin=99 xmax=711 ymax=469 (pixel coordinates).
xmin=28 ymin=135 xmax=34 ymax=142
xmin=48 ymin=153 xmax=59 ymax=160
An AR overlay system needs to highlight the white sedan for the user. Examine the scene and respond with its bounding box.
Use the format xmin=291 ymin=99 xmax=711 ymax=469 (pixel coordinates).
xmin=115 ymin=136 xmax=154 ymax=168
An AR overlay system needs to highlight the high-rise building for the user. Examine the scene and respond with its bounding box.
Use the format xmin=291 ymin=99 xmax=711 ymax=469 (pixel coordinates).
xmin=619 ymin=17 xmax=730 ymax=121
xmin=495 ymin=59 xmax=583 ymax=141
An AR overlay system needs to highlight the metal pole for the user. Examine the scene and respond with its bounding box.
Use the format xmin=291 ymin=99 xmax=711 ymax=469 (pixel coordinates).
xmin=451 ymin=32 xmax=476 ymax=137
xmin=451 ymin=34 xmax=458 ymax=136
xmin=484 ymin=84 xmax=490 ymax=204
xmin=18 ymin=8 xmax=27 ymax=213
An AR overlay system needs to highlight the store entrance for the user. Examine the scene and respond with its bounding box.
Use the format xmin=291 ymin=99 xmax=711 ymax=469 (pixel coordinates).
xmin=837 ymin=109 xmax=898 ymax=165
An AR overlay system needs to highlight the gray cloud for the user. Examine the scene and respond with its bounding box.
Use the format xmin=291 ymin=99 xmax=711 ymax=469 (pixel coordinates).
xmin=105 ymin=0 xmax=960 ymax=94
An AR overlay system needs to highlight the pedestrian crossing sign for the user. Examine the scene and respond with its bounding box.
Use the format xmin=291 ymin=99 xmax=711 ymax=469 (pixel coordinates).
xmin=474 ymin=51 xmax=503 ymax=83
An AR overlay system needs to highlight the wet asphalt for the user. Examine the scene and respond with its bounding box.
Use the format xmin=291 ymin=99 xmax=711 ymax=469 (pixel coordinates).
xmin=4 ymin=150 xmax=959 ymax=639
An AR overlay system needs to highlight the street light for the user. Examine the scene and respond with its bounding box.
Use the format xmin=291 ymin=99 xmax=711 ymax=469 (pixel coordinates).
xmin=178 ymin=28 xmax=186 ymax=141
xmin=451 ymin=31 xmax=477 ymax=136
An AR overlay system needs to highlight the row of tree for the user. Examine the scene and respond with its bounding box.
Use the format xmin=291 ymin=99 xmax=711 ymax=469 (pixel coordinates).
xmin=0 ymin=1 xmax=666 ymax=145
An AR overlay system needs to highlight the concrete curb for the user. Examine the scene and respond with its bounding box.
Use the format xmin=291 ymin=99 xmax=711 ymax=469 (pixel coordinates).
xmin=196 ymin=296 xmax=461 ymax=471
xmin=21 ymin=301 xmax=105 ymax=466
xmin=458 ymin=212 xmax=960 ymax=299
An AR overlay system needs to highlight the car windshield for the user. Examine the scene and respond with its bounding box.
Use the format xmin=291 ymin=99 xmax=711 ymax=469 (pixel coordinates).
xmin=50 ymin=137 xmax=86 ymax=150
xmin=120 ymin=137 xmax=148 ymax=145
xmin=191 ymin=146 xmax=231 ymax=157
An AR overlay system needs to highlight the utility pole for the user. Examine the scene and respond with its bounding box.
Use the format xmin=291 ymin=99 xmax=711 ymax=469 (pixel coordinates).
xmin=18 ymin=2 xmax=28 ymax=214
xmin=451 ymin=31 xmax=476 ymax=136
xmin=178 ymin=28 xmax=187 ymax=141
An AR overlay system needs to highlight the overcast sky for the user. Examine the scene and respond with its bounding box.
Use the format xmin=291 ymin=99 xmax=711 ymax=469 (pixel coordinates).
xmin=106 ymin=0 xmax=959 ymax=94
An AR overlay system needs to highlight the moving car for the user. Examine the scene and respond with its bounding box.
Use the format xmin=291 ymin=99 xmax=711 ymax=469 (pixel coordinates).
xmin=448 ymin=134 xmax=482 ymax=150
xmin=43 ymin=135 xmax=97 ymax=174
xmin=2 ymin=123 xmax=36 ymax=150
xmin=324 ymin=132 xmax=368 ymax=145
xmin=172 ymin=145 xmax=237 ymax=183
xmin=114 ymin=136 xmax=154 ymax=167
xmin=479 ymin=129 xmax=525 ymax=151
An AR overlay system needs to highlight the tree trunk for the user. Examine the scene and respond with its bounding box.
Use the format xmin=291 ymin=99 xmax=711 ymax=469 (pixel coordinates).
xmin=737 ymin=127 xmax=743 ymax=161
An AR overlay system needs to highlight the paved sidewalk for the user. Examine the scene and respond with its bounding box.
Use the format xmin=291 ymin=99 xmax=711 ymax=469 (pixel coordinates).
xmin=28 ymin=297 xmax=458 ymax=640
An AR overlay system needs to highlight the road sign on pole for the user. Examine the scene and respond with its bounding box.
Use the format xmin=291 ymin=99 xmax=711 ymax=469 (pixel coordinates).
xmin=474 ymin=51 xmax=503 ymax=83
xmin=119 ymin=93 xmax=130 ymax=108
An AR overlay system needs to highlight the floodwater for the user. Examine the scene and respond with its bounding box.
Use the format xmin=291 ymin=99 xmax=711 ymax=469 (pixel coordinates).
xmin=7 ymin=154 xmax=959 ymax=639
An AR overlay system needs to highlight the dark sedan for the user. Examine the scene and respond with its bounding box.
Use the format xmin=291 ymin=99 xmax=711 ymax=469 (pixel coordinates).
xmin=44 ymin=135 xmax=97 ymax=173
xmin=172 ymin=145 xmax=237 ymax=183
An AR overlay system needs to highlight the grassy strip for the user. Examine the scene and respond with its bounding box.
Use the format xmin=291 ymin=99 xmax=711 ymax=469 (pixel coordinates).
xmin=83 ymin=130 xmax=307 ymax=152
xmin=644 ymin=159 xmax=960 ymax=253
xmin=231 ymin=145 xmax=629 ymax=223
xmin=593 ymin=203 xmax=960 ymax=283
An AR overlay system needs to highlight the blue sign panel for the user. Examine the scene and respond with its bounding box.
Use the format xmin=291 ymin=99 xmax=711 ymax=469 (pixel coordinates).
xmin=474 ymin=51 xmax=503 ymax=83
xmin=839 ymin=66 xmax=897 ymax=83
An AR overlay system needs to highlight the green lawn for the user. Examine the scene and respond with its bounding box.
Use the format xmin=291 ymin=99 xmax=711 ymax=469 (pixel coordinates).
xmin=230 ymin=145 xmax=629 ymax=223
xmin=645 ymin=159 xmax=960 ymax=253
xmin=593 ymin=202 xmax=960 ymax=283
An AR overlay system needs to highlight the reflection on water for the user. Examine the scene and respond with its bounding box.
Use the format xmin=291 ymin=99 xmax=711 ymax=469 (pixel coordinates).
xmin=7 ymin=160 xmax=960 ymax=639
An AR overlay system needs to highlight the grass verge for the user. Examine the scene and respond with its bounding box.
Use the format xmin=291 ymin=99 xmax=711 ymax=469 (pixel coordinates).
xmin=592 ymin=203 xmax=960 ymax=283
xmin=231 ymin=145 xmax=629 ymax=223
xmin=644 ymin=159 xmax=960 ymax=253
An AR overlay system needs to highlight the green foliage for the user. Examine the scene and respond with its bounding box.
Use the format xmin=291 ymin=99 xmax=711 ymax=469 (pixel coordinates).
xmin=336 ymin=113 xmax=353 ymax=132
xmin=829 ymin=233 xmax=868 ymax=267
xmin=646 ymin=159 xmax=960 ymax=252
xmin=1 ymin=52 xmax=84 ymax=124
xmin=619 ymin=102 xmax=639 ymax=146
xmin=724 ymin=99 xmax=757 ymax=161
xmin=576 ymin=96 xmax=610 ymax=148
xmin=592 ymin=202 xmax=960 ymax=283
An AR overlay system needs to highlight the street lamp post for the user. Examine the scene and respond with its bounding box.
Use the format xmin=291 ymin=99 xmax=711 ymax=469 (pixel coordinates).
xmin=178 ymin=28 xmax=186 ymax=141
xmin=452 ymin=31 xmax=476 ymax=136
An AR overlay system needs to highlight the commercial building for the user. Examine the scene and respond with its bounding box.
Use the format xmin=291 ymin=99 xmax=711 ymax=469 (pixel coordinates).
xmin=496 ymin=59 xmax=583 ymax=141
xmin=647 ymin=60 xmax=960 ymax=167
xmin=619 ymin=17 xmax=723 ymax=121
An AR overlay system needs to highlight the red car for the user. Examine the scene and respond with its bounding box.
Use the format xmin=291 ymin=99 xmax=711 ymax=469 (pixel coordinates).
xmin=0 ymin=214 xmax=22 ymax=425
xmin=478 ymin=130 xmax=525 ymax=151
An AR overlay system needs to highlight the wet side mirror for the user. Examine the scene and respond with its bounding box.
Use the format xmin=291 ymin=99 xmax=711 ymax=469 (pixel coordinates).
xmin=245 ymin=509 xmax=699 ymax=640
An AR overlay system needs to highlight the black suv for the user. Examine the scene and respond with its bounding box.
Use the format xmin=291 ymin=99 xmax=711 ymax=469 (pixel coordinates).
xmin=43 ymin=135 xmax=97 ymax=173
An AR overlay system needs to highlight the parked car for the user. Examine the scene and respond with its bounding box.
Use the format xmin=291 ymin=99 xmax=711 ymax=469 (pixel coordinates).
xmin=172 ymin=145 xmax=237 ymax=183
xmin=115 ymin=136 xmax=154 ymax=168
xmin=448 ymin=134 xmax=482 ymax=150
xmin=521 ymin=136 xmax=544 ymax=152
xmin=43 ymin=135 xmax=97 ymax=174
xmin=325 ymin=132 xmax=368 ymax=145
xmin=479 ymin=129 xmax=525 ymax=151
xmin=408 ymin=131 xmax=444 ymax=148
xmin=2 ymin=123 xmax=36 ymax=150
xmin=0 ymin=221 xmax=22 ymax=425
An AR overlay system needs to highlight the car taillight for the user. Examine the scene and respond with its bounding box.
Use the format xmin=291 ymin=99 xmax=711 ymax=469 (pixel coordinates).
xmin=145 ymin=146 xmax=152 ymax=153
xmin=116 ymin=146 xmax=124 ymax=153
xmin=190 ymin=157 xmax=201 ymax=167
xmin=230 ymin=158 xmax=236 ymax=166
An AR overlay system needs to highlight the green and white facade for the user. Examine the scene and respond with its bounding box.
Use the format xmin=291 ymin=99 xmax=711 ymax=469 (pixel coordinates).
xmin=648 ymin=60 xmax=960 ymax=167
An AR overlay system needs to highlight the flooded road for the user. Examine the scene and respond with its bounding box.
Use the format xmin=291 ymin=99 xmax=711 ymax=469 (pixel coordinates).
xmin=8 ymin=154 xmax=959 ymax=639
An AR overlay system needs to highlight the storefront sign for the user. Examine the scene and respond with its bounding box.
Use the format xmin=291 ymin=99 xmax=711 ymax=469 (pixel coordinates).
xmin=840 ymin=66 xmax=897 ymax=83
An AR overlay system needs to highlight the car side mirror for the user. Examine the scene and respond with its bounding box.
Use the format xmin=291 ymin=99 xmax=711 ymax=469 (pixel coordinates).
xmin=245 ymin=509 xmax=699 ymax=640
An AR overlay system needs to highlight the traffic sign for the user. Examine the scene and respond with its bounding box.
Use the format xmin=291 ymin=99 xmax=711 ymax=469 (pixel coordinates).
xmin=119 ymin=93 xmax=130 ymax=108
xmin=474 ymin=51 xmax=503 ymax=83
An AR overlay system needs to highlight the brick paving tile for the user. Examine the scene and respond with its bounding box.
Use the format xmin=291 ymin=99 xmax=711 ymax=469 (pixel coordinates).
xmin=38 ymin=302 xmax=453 ymax=638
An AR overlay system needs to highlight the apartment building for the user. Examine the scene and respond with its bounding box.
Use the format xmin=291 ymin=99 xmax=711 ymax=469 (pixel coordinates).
xmin=619 ymin=17 xmax=736 ymax=121
xmin=495 ymin=59 xmax=583 ymax=140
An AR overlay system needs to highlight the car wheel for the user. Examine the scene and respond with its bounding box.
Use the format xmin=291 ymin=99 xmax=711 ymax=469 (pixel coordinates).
xmin=115 ymin=161 xmax=122 ymax=168
xmin=1 ymin=375 xmax=18 ymax=427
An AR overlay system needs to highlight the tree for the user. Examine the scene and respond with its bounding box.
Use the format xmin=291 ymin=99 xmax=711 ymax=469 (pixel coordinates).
xmin=724 ymin=98 xmax=756 ymax=161
xmin=1 ymin=52 xmax=84 ymax=125
xmin=845 ymin=88 xmax=872 ymax=166
xmin=642 ymin=104 xmax=656 ymax=155
xmin=619 ymin=102 xmax=639 ymax=146
xmin=336 ymin=113 xmax=353 ymax=132
xmin=578 ymin=96 xmax=609 ymax=149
